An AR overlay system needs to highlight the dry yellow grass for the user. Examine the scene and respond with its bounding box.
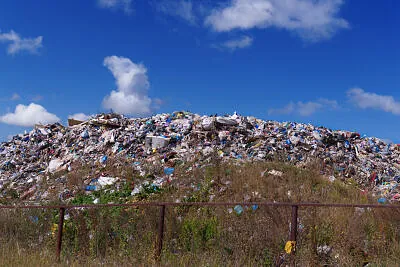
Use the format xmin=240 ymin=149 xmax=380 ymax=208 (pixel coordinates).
xmin=1 ymin=160 xmax=399 ymax=266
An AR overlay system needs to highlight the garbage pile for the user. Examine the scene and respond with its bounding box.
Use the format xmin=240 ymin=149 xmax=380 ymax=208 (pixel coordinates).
xmin=1 ymin=111 xmax=399 ymax=203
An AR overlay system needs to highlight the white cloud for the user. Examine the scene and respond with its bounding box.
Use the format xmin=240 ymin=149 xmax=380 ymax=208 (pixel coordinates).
xmin=269 ymin=102 xmax=295 ymax=115
xmin=297 ymin=101 xmax=324 ymax=116
xmin=268 ymin=98 xmax=338 ymax=116
xmin=347 ymin=88 xmax=400 ymax=115
xmin=317 ymin=98 xmax=339 ymax=109
xmin=68 ymin=113 xmax=91 ymax=121
xmin=103 ymin=91 xmax=152 ymax=115
xmin=205 ymin=0 xmax=349 ymax=42
xmin=221 ymin=35 xmax=253 ymax=50
xmin=98 ymin=0 xmax=133 ymax=14
xmin=102 ymin=56 xmax=153 ymax=116
xmin=156 ymin=0 xmax=197 ymax=24
xmin=0 ymin=103 xmax=60 ymax=127
xmin=0 ymin=30 xmax=43 ymax=55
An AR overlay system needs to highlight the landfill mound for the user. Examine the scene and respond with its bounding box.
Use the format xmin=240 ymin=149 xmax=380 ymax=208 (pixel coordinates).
xmin=0 ymin=111 xmax=399 ymax=203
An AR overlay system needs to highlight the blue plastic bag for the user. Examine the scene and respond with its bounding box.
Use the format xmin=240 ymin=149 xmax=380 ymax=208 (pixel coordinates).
xmin=378 ymin=197 xmax=387 ymax=204
xmin=164 ymin=167 xmax=175 ymax=175
xmin=100 ymin=155 xmax=108 ymax=164
xmin=234 ymin=205 xmax=244 ymax=215
xmin=85 ymin=185 xmax=96 ymax=191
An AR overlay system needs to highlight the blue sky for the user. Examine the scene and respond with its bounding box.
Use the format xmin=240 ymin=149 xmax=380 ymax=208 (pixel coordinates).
xmin=0 ymin=0 xmax=399 ymax=142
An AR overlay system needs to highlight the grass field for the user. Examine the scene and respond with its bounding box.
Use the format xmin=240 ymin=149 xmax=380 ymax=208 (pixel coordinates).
xmin=1 ymin=161 xmax=399 ymax=266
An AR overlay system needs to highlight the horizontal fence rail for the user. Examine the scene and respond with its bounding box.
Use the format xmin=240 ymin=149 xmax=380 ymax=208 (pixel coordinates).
xmin=1 ymin=202 xmax=400 ymax=209
xmin=1 ymin=202 xmax=399 ymax=263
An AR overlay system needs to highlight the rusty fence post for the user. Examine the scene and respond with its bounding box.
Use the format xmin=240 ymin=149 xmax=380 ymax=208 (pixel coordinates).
xmin=290 ymin=205 xmax=298 ymax=252
xmin=281 ymin=205 xmax=299 ymax=266
xmin=155 ymin=205 xmax=166 ymax=261
xmin=56 ymin=207 xmax=65 ymax=262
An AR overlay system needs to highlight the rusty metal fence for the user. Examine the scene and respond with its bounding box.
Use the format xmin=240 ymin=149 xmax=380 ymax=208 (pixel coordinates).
xmin=1 ymin=202 xmax=399 ymax=263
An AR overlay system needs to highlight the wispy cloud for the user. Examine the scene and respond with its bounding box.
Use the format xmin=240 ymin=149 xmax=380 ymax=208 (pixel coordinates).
xmin=205 ymin=0 xmax=349 ymax=42
xmin=269 ymin=98 xmax=339 ymax=116
xmin=219 ymin=35 xmax=253 ymax=51
xmin=0 ymin=30 xmax=43 ymax=55
xmin=0 ymin=93 xmax=21 ymax=101
xmin=98 ymin=0 xmax=133 ymax=14
xmin=318 ymin=98 xmax=339 ymax=109
xmin=10 ymin=93 xmax=20 ymax=101
xmin=347 ymin=88 xmax=400 ymax=115
xmin=0 ymin=103 xmax=60 ymax=127
xmin=102 ymin=56 xmax=154 ymax=116
xmin=31 ymin=95 xmax=43 ymax=102
xmin=155 ymin=0 xmax=197 ymax=24
xmin=269 ymin=102 xmax=296 ymax=115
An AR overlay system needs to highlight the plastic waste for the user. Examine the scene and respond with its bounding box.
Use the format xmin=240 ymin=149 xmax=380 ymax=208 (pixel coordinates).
xmin=1 ymin=111 xmax=400 ymax=204
xmin=100 ymin=155 xmax=108 ymax=164
xmin=268 ymin=170 xmax=283 ymax=177
xmin=378 ymin=197 xmax=387 ymax=204
xmin=81 ymin=130 xmax=89 ymax=139
xmin=85 ymin=185 xmax=97 ymax=191
xmin=146 ymin=136 xmax=170 ymax=149
xmin=164 ymin=167 xmax=175 ymax=175
xmin=47 ymin=159 xmax=64 ymax=174
xmin=285 ymin=241 xmax=296 ymax=254
xmin=97 ymin=176 xmax=117 ymax=187
xmin=234 ymin=205 xmax=244 ymax=215
xmin=29 ymin=216 xmax=39 ymax=224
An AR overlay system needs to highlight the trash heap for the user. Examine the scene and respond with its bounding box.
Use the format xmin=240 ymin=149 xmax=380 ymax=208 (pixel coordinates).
xmin=1 ymin=111 xmax=399 ymax=203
